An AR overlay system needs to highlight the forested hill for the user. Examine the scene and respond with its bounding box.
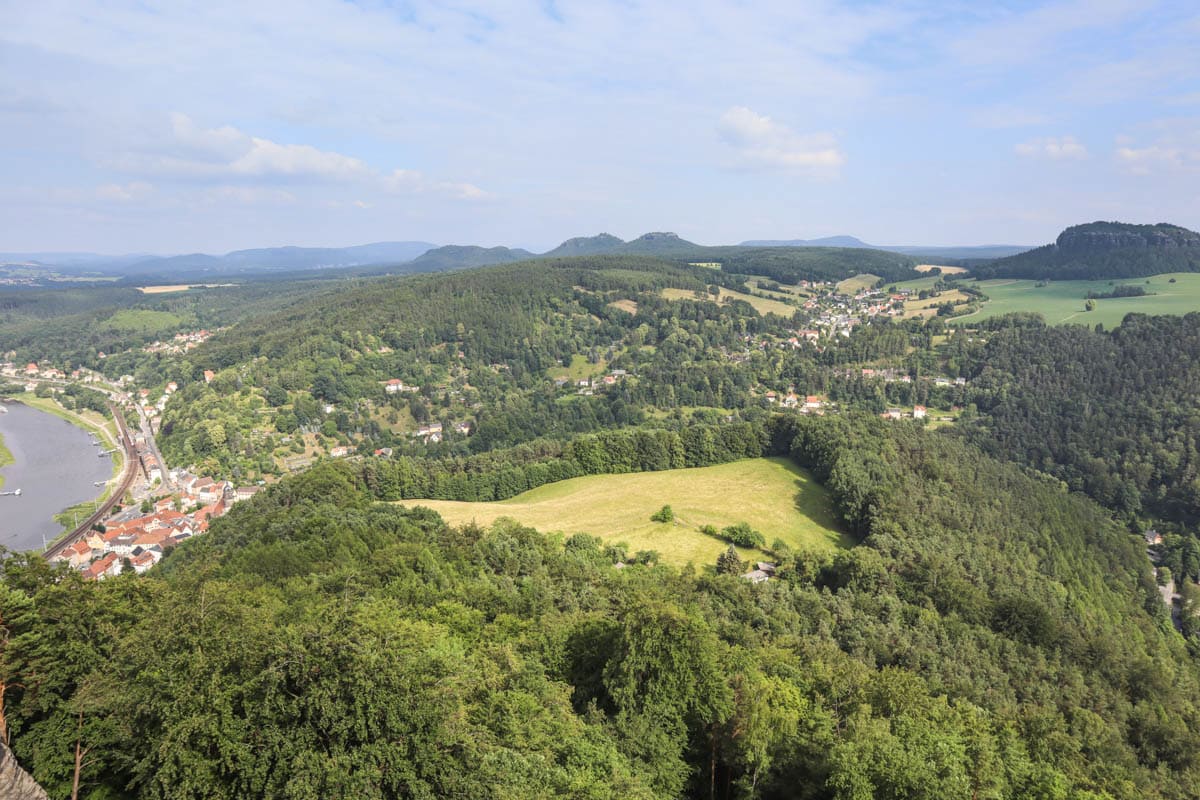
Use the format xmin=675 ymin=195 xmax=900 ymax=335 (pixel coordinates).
xmin=963 ymin=313 xmax=1200 ymax=526
xmin=971 ymin=221 xmax=1200 ymax=280
xmin=4 ymin=415 xmax=1199 ymax=798
xmin=405 ymin=233 xmax=921 ymax=280
xmin=406 ymin=243 xmax=537 ymax=270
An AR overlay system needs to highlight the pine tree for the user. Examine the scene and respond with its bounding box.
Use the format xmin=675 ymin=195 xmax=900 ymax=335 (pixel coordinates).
xmin=716 ymin=545 xmax=743 ymax=575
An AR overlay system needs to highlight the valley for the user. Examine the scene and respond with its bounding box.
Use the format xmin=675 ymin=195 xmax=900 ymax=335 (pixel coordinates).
xmin=5 ymin=5 xmax=1200 ymax=797
xmin=4 ymin=221 xmax=1200 ymax=799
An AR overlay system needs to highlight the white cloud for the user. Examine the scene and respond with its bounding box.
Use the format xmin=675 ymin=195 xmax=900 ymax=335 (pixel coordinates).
xmin=1116 ymin=143 xmax=1200 ymax=174
xmin=107 ymin=113 xmax=487 ymax=202
xmin=718 ymin=107 xmax=844 ymax=174
xmin=382 ymin=169 xmax=489 ymax=200
xmin=112 ymin=113 xmax=371 ymax=182
xmin=1015 ymin=136 xmax=1089 ymax=160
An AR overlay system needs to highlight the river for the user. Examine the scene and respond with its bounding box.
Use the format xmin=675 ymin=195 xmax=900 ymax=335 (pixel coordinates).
xmin=0 ymin=401 xmax=115 ymax=553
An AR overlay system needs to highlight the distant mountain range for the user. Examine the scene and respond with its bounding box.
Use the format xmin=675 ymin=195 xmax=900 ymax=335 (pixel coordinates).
xmin=739 ymin=236 xmax=1030 ymax=260
xmin=969 ymin=222 xmax=1200 ymax=281
xmin=1 ymin=228 xmax=1116 ymax=282
xmin=0 ymin=241 xmax=437 ymax=279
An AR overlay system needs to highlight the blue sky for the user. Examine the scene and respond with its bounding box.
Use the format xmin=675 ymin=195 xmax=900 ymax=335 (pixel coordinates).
xmin=1 ymin=0 xmax=1197 ymax=253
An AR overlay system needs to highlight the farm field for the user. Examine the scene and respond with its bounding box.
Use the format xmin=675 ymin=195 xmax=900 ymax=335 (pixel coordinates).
xmin=401 ymin=457 xmax=850 ymax=566
xmin=889 ymin=275 xmax=972 ymax=318
xmin=661 ymin=287 xmax=797 ymax=317
xmin=915 ymin=264 xmax=967 ymax=274
xmin=836 ymin=273 xmax=880 ymax=294
xmin=137 ymin=283 xmax=235 ymax=294
xmin=958 ymin=273 xmax=1200 ymax=327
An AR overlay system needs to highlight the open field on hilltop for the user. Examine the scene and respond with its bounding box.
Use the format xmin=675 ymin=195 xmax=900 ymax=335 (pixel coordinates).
xmin=401 ymin=457 xmax=850 ymax=566
xmin=836 ymin=273 xmax=880 ymax=294
xmin=747 ymin=277 xmax=812 ymax=300
xmin=100 ymin=309 xmax=185 ymax=335
xmin=137 ymin=283 xmax=235 ymax=294
xmin=954 ymin=273 xmax=1200 ymax=328
xmin=903 ymin=289 xmax=971 ymax=318
xmin=888 ymin=275 xmax=972 ymax=318
xmin=915 ymin=264 xmax=967 ymax=274
xmin=661 ymin=287 xmax=797 ymax=317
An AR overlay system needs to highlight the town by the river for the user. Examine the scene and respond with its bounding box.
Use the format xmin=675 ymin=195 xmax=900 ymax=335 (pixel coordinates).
xmin=0 ymin=400 xmax=115 ymax=553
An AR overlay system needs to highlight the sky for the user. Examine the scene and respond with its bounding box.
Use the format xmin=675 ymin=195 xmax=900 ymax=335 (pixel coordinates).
xmin=1 ymin=0 xmax=1198 ymax=254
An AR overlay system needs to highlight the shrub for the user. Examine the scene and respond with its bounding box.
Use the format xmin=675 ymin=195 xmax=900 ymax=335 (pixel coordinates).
xmin=720 ymin=522 xmax=765 ymax=549
xmin=650 ymin=505 xmax=674 ymax=523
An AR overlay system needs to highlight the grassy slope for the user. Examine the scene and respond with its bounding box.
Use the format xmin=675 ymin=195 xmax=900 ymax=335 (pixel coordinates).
xmin=836 ymin=273 xmax=881 ymax=294
xmin=0 ymin=430 xmax=12 ymax=490
xmin=403 ymin=457 xmax=849 ymax=566
xmin=960 ymin=272 xmax=1200 ymax=327
xmin=661 ymin=287 xmax=797 ymax=317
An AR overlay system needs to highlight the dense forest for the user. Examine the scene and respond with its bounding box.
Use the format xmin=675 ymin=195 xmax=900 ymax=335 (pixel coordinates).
xmin=971 ymin=222 xmax=1200 ymax=280
xmin=962 ymin=313 xmax=1200 ymax=523
xmin=3 ymin=415 xmax=1198 ymax=798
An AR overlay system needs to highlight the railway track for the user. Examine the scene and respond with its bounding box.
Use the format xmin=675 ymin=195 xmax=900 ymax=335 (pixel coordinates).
xmin=41 ymin=403 xmax=138 ymax=561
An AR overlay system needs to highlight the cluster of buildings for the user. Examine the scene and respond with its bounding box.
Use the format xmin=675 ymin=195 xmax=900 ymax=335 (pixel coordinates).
xmin=839 ymin=368 xmax=967 ymax=388
xmin=54 ymin=472 xmax=261 ymax=580
xmin=557 ymin=368 xmax=629 ymax=396
xmin=135 ymin=381 xmax=179 ymax=419
xmin=408 ymin=420 xmax=471 ymax=444
xmin=0 ymin=361 xmax=108 ymax=393
xmin=764 ymin=390 xmax=825 ymax=413
xmin=384 ymin=378 xmax=420 ymax=394
xmin=142 ymin=329 xmax=215 ymax=355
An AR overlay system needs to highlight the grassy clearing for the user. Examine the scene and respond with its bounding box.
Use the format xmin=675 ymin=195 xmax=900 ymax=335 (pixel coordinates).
xmin=662 ymin=287 xmax=797 ymax=317
xmin=0 ymin=431 xmax=12 ymax=490
xmin=101 ymin=309 xmax=185 ymax=335
xmin=902 ymin=289 xmax=970 ymax=318
xmin=137 ymin=283 xmax=233 ymax=294
xmin=608 ymin=299 xmax=639 ymax=315
xmin=836 ymin=273 xmax=881 ymax=294
xmin=958 ymin=273 xmax=1200 ymax=328
xmin=549 ymin=354 xmax=608 ymax=382
xmin=915 ymin=264 xmax=967 ymax=274
xmin=402 ymin=457 xmax=850 ymax=567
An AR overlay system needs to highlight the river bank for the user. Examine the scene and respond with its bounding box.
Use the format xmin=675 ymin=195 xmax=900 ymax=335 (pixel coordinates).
xmin=0 ymin=400 xmax=117 ymax=553
xmin=0 ymin=429 xmax=13 ymax=489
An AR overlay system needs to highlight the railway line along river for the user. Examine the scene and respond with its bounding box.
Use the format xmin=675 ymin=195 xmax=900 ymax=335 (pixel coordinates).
xmin=0 ymin=400 xmax=116 ymax=553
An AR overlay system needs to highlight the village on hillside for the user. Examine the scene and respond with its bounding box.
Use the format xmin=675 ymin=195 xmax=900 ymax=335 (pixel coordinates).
xmin=52 ymin=470 xmax=261 ymax=580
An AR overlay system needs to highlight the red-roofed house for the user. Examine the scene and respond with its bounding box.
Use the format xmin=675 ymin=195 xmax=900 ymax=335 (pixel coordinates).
xmin=56 ymin=540 xmax=95 ymax=569
xmin=83 ymin=552 xmax=121 ymax=581
xmin=130 ymin=551 xmax=159 ymax=574
xmin=203 ymin=370 xmax=215 ymax=384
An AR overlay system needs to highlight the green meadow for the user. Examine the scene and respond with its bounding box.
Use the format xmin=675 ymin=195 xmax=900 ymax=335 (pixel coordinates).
xmin=402 ymin=457 xmax=849 ymax=567
xmin=957 ymin=273 xmax=1200 ymax=327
